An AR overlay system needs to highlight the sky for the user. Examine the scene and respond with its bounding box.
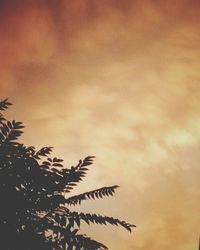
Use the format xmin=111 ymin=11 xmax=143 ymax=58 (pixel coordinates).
xmin=0 ymin=0 xmax=200 ymax=249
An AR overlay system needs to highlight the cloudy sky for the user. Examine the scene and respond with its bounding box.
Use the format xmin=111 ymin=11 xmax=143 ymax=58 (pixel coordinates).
xmin=0 ymin=0 xmax=200 ymax=249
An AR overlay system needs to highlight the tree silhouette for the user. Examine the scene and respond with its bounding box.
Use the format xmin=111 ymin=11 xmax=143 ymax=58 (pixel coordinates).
xmin=0 ymin=99 xmax=135 ymax=250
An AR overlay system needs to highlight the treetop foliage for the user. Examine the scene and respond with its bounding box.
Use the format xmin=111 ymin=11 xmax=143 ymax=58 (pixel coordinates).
xmin=0 ymin=98 xmax=135 ymax=250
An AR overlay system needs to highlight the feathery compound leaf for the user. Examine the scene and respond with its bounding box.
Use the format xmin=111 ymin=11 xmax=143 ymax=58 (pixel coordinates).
xmin=75 ymin=156 xmax=95 ymax=170
xmin=34 ymin=147 xmax=53 ymax=159
xmin=66 ymin=211 xmax=135 ymax=233
xmin=0 ymin=98 xmax=12 ymax=111
xmin=51 ymin=206 xmax=135 ymax=234
xmin=62 ymin=156 xmax=95 ymax=193
xmin=65 ymin=185 xmax=119 ymax=205
xmin=0 ymin=120 xmax=24 ymax=146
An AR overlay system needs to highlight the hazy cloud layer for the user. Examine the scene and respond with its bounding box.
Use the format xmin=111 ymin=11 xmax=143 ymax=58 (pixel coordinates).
xmin=1 ymin=1 xmax=200 ymax=249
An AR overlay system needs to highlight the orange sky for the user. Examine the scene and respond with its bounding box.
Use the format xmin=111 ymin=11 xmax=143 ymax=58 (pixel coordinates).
xmin=1 ymin=1 xmax=200 ymax=249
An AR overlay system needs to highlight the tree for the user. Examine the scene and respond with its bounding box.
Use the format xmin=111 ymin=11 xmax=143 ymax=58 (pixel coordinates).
xmin=0 ymin=99 xmax=135 ymax=250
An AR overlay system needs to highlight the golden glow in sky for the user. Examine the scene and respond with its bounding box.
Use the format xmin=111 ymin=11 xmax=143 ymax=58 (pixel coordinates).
xmin=0 ymin=1 xmax=200 ymax=249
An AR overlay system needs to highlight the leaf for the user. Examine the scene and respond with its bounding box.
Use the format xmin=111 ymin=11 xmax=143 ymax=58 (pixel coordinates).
xmin=68 ymin=211 xmax=136 ymax=233
xmin=0 ymin=98 xmax=12 ymax=111
xmin=65 ymin=186 xmax=119 ymax=206
xmin=52 ymin=163 xmax=63 ymax=168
